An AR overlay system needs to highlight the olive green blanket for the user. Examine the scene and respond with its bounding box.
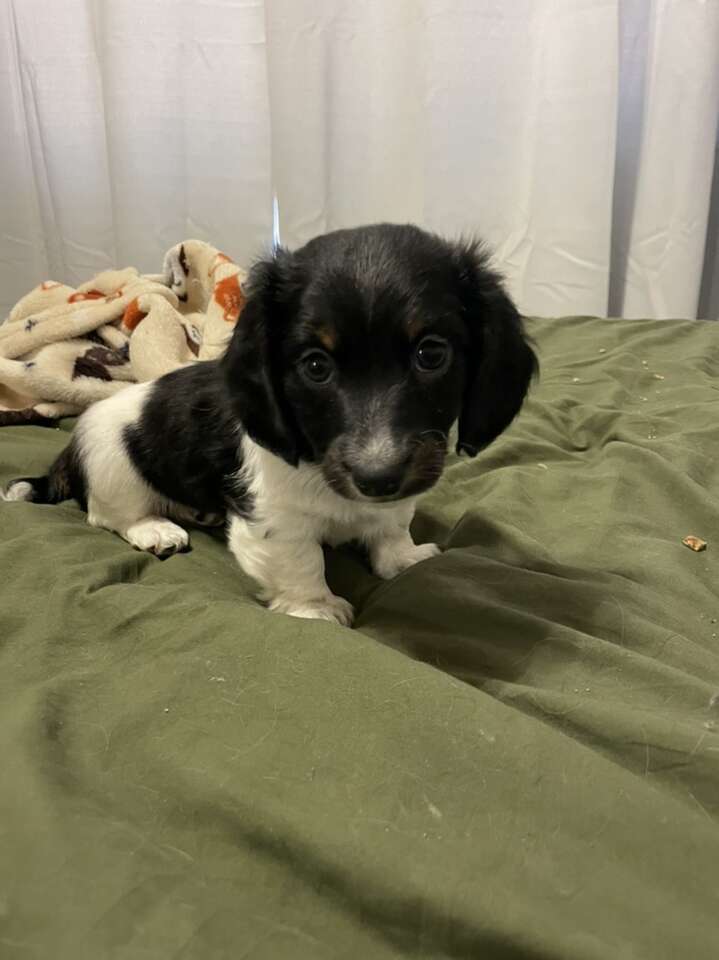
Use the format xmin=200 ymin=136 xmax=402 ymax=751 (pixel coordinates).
xmin=1 ymin=316 xmax=718 ymax=959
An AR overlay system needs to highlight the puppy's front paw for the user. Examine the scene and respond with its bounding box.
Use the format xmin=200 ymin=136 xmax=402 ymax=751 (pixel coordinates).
xmin=372 ymin=541 xmax=441 ymax=580
xmin=126 ymin=518 xmax=190 ymax=558
xmin=269 ymin=593 xmax=354 ymax=626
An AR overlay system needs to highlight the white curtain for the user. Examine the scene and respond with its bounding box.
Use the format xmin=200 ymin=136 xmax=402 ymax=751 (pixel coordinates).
xmin=2 ymin=0 xmax=718 ymax=321
xmin=0 ymin=0 xmax=273 ymax=312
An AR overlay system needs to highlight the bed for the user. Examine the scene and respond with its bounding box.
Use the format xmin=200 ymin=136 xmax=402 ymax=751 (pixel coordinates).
xmin=1 ymin=314 xmax=718 ymax=959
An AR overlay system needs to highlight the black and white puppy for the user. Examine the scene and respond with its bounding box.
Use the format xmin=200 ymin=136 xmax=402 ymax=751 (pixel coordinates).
xmin=3 ymin=224 xmax=537 ymax=625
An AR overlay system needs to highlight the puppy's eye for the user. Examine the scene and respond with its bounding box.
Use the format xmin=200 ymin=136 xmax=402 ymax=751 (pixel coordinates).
xmin=415 ymin=336 xmax=451 ymax=372
xmin=299 ymin=350 xmax=334 ymax=384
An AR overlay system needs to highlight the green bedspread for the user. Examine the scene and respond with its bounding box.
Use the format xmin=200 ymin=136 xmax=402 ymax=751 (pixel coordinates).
xmin=1 ymin=315 xmax=718 ymax=959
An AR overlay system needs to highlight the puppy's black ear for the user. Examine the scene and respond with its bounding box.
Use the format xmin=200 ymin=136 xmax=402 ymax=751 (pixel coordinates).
xmin=453 ymin=241 xmax=538 ymax=456
xmin=222 ymin=250 xmax=300 ymax=466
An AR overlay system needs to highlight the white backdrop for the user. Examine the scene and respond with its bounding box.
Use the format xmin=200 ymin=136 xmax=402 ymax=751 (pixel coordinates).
xmin=1 ymin=0 xmax=718 ymax=320
xmin=0 ymin=0 xmax=273 ymax=311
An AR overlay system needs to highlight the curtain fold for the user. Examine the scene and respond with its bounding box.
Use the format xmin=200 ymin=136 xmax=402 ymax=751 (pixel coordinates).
xmin=611 ymin=0 xmax=719 ymax=319
xmin=266 ymin=0 xmax=620 ymax=318
xmin=1 ymin=0 xmax=717 ymax=320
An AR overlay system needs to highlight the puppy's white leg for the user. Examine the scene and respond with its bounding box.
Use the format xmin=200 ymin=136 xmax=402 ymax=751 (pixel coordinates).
xmin=78 ymin=382 xmax=190 ymax=556
xmin=87 ymin=492 xmax=190 ymax=557
xmin=228 ymin=515 xmax=353 ymax=626
xmin=368 ymin=527 xmax=440 ymax=580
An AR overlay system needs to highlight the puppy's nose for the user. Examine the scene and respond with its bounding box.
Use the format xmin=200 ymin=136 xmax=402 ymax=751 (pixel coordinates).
xmin=351 ymin=464 xmax=404 ymax=498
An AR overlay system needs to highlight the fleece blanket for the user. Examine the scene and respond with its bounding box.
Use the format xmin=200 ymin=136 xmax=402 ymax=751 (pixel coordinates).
xmin=0 ymin=240 xmax=247 ymax=424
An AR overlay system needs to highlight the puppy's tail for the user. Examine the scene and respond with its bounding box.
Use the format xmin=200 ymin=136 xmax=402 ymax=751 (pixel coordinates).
xmin=1 ymin=441 xmax=85 ymax=506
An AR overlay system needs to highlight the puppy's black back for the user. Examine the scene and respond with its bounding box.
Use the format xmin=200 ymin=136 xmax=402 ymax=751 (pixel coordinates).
xmin=123 ymin=362 xmax=250 ymax=515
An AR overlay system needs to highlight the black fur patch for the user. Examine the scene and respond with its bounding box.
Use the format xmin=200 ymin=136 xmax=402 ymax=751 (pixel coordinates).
xmin=123 ymin=362 xmax=252 ymax=516
xmin=13 ymin=439 xmax=87 ymax=508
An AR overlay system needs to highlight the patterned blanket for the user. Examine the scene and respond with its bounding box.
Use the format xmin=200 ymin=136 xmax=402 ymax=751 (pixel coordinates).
xmin=0 ymin=240 xmax=247 ymax=425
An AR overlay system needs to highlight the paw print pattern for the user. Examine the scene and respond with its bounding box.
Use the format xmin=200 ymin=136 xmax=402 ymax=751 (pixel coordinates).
xmin=68 ymin=289 xmax=105 ymax=303
xmin=214 ymin=274 xmax=245 ymax=323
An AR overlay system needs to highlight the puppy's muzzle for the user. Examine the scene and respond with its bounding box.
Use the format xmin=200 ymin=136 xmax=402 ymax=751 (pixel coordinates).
xmin=323 ymin=432 xmax=447 ymax=502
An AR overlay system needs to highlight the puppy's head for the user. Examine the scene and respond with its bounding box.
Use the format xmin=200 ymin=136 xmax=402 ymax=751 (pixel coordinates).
xmin=223 ymin=224 xmax=537 ymax=502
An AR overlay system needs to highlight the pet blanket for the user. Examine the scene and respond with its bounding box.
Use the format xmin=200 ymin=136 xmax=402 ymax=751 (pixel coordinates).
xmin=0 ymin=240 xmax=247 ymax=425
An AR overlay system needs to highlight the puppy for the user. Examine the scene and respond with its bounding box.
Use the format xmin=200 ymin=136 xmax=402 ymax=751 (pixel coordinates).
xmin=2 ymin=224 xmax=537 ymax=625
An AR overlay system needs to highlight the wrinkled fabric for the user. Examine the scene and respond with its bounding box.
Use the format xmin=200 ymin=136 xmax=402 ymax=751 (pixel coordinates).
xmin=1 ymin=315 xmax=719 ymax=960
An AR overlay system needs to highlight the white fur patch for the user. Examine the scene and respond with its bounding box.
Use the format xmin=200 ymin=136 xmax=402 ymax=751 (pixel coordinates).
xmin=78 ymin=381 xmax=163 ymax=536
xmin=268 ymin=592 xmax=354 ymax=625
xmin=226 ymin=436 xmax=436 ymax=623
xmin=50 ymin=381 xmax=193 ymax=557
xmin=370 ymin=538 xmax=441 ymax=580
xmin=357 ymin=427 xmax=400 ymax=468
xmin=237 ymin=435 xmax=416 ymax=544
xmin=1 ymin=480 xmax=33 ymax=502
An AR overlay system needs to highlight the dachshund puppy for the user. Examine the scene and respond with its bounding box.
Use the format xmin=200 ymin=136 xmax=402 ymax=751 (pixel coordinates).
xmin=3 ymin=224 xmax=537 ymax=625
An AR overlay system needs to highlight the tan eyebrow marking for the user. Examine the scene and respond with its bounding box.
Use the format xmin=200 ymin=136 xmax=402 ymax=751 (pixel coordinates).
xmin=315 ymin=326 xmax=337 ymax=351
xmin=405 ymin=314 xmax=427 ymax=339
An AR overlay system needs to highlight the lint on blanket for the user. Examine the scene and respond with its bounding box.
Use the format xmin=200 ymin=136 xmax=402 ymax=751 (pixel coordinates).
xmin=0 ymin=240 xmax=247 ymax=425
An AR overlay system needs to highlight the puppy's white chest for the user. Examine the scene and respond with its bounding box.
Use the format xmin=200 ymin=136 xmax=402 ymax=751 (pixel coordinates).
xmin=261 ymin=473 xmax=408 ymax=545
xmin=241 ymin=439 xmax=414 ymax=546
xmin=315 ymin=500 xmax=391 ymax=547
